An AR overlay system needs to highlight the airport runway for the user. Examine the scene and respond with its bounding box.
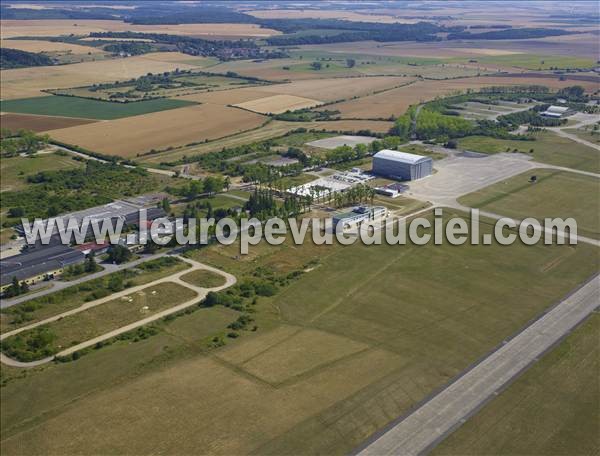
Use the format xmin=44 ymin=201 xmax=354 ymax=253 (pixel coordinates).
xmin=355 ymin=274 xmax=599 ymax=456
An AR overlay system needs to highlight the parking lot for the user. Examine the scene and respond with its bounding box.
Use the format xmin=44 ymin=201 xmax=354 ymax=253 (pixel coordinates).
xmin=405 ymin=153 xmax=536 ymax=205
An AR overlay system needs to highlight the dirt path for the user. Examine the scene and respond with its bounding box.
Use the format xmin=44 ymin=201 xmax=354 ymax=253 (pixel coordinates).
xmin=0 ymin=255 xmax=236 ymax=368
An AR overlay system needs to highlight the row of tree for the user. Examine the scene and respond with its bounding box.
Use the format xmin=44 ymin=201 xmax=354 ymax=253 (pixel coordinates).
xmin=168 ymin=175 xmax=229 ymax=200
xmin=2 ymin=277 xmax=30 ymax=299
xmin=1 ymin=129 xmax=50 ymax=158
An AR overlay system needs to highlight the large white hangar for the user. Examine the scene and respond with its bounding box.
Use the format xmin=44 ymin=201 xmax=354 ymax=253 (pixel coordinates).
xmin=372 ymin=149 xmax=433 ymax=181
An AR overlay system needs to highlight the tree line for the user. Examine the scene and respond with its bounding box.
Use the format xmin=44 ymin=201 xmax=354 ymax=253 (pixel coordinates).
xmin=0 ymin=48 xmax=54 ymax=70
xmin=1 ymin=129 xmax=50 ymax=158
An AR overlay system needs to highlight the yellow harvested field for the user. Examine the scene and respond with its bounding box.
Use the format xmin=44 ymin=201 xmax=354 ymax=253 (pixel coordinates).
xmin=0 ymin=39 xmax=101 ymax=53
xmin=0 ymin=19 xmax=116 ymax=38
xmin=301 ymin=36 xmax=597 ymax=60
xmin=233 ymin=94 xmax=323 ymax=115
xmin=139 ymin=119 xmax=395 ymax=165
xmin=251 ymin=76 xmax=414 ymax=102
xmin=0 ymin=344 xmax=401 ymax=455
xmin=322 ymin=76 xmax=600 ymax=119
xmin=1 ymin=52 xmax=201 ymax=99
xmin=245 ymin=9 xmax=417 ymax=23
xmin=142 ymin=23 xmax=281 ymax=38
xmin=0 ymin=19 xmax=280 ymax=38
xmin=180 ymin=88 xmax=271 ymax=105
xmin=48 ymin=104 xmax=266 ymax=157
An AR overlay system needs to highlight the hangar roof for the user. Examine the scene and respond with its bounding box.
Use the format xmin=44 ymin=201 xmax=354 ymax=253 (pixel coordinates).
xmin=546 ymin=105 xmax=569 ymax=114
xmin=373 ymin=149 xmax=432 ymax=165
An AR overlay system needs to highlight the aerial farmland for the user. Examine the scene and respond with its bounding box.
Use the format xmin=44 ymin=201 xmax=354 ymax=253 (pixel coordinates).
xmin=0 ymin=1 xmax=598 ymax=456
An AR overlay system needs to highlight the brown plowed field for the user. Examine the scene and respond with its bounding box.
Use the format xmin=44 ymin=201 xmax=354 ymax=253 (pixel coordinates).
xmin=0 ymin=113 xmax=98 ymax=132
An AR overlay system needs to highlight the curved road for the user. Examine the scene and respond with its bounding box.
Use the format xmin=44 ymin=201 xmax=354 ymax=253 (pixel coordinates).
xmin=547 ymin=114 xmax=600 ymax=152
xmin=0 ymin=256 xmax=236 ymax=368
xmin=1 ymin=251 xmax=172 ymax=309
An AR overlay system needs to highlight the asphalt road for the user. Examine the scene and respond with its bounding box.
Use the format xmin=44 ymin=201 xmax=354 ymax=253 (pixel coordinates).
xmin=355 ymin=274 xmax=600 ymax=456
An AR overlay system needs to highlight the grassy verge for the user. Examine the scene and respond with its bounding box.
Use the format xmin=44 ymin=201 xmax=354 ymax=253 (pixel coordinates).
xmin=180 ymin=270 xmax=226 ymax=289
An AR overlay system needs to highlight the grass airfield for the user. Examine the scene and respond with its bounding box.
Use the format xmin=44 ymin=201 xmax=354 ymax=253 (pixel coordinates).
xmin=1 ymin=2 xmax=599 ymax=454
xmin=1 ymin=210 xmax=598 ymax=454
xmin=459 ymin=169 xmax=600 ymax=240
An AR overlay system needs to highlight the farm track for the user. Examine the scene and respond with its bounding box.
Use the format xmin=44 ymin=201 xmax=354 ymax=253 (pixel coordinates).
xmin=0 ymin=256 xmax=236 ymax=368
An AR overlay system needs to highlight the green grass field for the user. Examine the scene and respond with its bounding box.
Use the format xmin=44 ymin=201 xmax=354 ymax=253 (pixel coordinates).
xmin=273 ymin=172 xmax=316 ymax=190
xmin=399 ymin=143 xmax=446 ymax=160
xmin=203 ymin=194 xmax=247 ymax=211
xmin=1 ymin=96 xmax=198 ymax=120
xmin=564 ymin=126 xmax=600 ymax=145
xmin=0 ymin=258 xmax=190 ymax=333
xmin=458 ymin=54 xmax=596 ymax=70
xmin=1 ymin=210 xmax=597 ymax=454
xmin=289 ymin=50 xmax=443 ymax=66
xmin=459 ymin=169 xmax=600 ymax=240
xmin=0 ymin=152 xmax=83 ymax=192
xmin=2 ymin=282 xmax=197 ymax=361
xmin=180 ymin=269 xmax=226 ymax=289
xmin=434 ymin=314 xmax=599 ymax=455
xmin=458 ymin=132 xmax=600 ymax=173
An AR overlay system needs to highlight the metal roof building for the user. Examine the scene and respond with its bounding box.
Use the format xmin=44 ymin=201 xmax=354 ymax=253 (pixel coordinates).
xmin=333 ymin=206 xmax=387 ymax=230
xmin=0 ymin=245 xmax=85 ymax=289
xmin=372 ymin=149 xmax=433 ymax=181
xmin=540 ymin=105 xmax=572 ymax=118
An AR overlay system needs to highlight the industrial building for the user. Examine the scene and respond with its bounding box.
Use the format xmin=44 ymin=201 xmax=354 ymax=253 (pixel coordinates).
xmin=2 ymin=196 xmax=168 ymax=294
xmin=540 ymin=105 xmax=573 ymax=118
xmin=0 ymin=245 xmax=85 ymax=292
xmin=372 ymin=149 xmax=433 ymax=181
xmin=15 ymin=203 xmax=167 ymax=246
xmin=333 ymin=206 xmax=387 ymax=231
xmin=374 ymin=183 xmax=409 ymax=198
